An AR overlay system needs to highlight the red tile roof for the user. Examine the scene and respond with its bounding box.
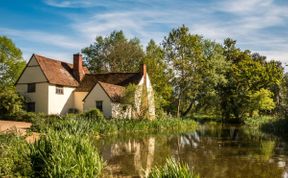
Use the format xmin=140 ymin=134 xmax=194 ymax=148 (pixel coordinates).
xmin=75 ymin=73 xmax=142 ymax=92
xmin=34 ymin=54 xmax=89 ymax=87
xmin=98 ymin=82 xmax=125 ymax=102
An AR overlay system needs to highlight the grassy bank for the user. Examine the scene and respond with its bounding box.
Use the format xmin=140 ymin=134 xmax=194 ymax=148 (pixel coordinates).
xmin=30 ymin=114 xmax=198 ymax=136
xmin=0 ymin=130 xmax=104 ymax=177
xmin=1 ymin=111 xmax=199 ymax=177
xmin=244 ymin=116 xmax=288 ymax=140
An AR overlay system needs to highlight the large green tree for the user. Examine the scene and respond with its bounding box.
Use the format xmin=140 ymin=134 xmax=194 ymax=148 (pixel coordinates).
xmin=0 ymin=36 xmax=25 ymax=114
xmin=219 ymin=38 xmax=283 ymax=120
xmin=82 ymin=31 xmax=144 ymax=73
xmin=162 ymin=26 xmax=228 ymax=117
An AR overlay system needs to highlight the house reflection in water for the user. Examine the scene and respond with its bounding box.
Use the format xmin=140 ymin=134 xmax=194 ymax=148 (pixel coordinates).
xmin=101 ymin=137 xmax=155 ymax=177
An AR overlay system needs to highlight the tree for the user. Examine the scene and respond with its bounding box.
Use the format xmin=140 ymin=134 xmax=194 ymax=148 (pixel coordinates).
xmin=0 ymin=36 xmax=25 ymax=86
xmin=82 ymin=31 xmax=144 ymax=73
xmin=144 ymin=40 xmax=173 ymax=113
xmin=0 ymin=86 xmax=23 ymax=114
xmin=218 ymin=38 xmax=283 ymax=120
xmin=162 ymin=26 xmax=228 ymax=117
xmin=0 ymin=36 xmax=25 ymax=114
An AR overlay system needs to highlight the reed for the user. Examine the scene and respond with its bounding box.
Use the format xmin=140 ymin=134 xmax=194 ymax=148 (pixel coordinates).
xmin=149 ymin=157 xmax=199 ymax=178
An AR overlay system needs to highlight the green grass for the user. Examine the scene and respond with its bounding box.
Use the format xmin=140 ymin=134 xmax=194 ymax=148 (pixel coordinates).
xmin=149 ymin=157 xmax=199 ymax=178
xmin=0 ymin=133 xmax=32 ymax=177
xmin=30 ymin=129 xmax=104 ymax=178
xmin=30 ymin=114 xmax=198 ymax=136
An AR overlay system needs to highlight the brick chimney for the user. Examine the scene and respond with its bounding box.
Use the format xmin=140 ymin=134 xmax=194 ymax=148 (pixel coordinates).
xmin=140 ymin=64 xmax=147 ymax=84
xmin=73 ymin=53 xmax=84 ymax=81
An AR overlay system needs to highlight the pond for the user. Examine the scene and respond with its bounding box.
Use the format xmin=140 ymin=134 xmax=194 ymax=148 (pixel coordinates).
xmin=97 ymin=124 xmax=288 ymax=178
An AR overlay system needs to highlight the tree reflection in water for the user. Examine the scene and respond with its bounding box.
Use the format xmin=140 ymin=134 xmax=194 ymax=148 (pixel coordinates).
xmin=98 ymin=124 xmax=288 ymax=178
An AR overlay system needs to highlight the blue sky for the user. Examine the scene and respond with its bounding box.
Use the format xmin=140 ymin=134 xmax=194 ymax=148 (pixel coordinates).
xmin=1 ymin=0 xmax=288 ymax=67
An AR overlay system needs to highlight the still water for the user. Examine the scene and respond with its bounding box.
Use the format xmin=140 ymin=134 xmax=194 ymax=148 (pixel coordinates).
xmin=97 ymin=124 xmax=288 ymax=178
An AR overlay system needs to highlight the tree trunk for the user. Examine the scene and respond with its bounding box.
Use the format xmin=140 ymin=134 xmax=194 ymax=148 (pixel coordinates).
xmin=177 ymin=98 xmax=181 ymax=118
xmin=181 ymin=100 xmax=194 ymax=117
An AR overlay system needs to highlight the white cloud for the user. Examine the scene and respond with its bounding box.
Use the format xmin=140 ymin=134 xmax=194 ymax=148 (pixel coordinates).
xmin=5 ymin=0 xmax=288 ymax=67
xmin=0 ymin=28 xmax=85 ymax=49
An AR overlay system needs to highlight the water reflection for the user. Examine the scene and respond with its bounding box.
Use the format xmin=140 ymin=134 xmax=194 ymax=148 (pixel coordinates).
xmin=98 ymin=124 xmax=288 ymax=178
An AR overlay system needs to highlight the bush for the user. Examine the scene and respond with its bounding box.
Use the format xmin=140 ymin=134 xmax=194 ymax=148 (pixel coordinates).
xmin=30 ymin=129 xmax=104 ymax=178
xmin=149 ymin=157 xmax=199 ymax=178
xmin=0 ymin=133 xmax=32 ymax=177
xmin=81 ymin=109 xmax=105 ymax=120
xmin=0 ymin=86 xmax=24 ymax=114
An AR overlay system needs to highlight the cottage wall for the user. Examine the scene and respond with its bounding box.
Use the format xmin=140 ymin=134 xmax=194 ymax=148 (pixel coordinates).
xmin=17 ymin=56 xmax=47 ymax=83
xmin=83 ymin=84 xmax=112 ymax=117
xmin=16 ymin=57 xmax=49 ymax=113
xmin=16 ymin=83 xmax=49 ymax=113
xmin=73 ymin=92 xmax=88 ymax=112
xmin=48 ymin=85 xmax=75 ymax=115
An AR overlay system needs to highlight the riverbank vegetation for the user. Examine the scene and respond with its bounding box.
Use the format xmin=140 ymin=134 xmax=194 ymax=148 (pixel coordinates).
xmin=0 ymin=110 xmax=198 ymax=177
xmin=149 ymin=158 xmax=199 ymax=178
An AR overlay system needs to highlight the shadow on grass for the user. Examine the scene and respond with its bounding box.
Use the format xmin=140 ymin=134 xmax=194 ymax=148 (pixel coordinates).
xmin=260 ymin=118 xmax=288 ymax=140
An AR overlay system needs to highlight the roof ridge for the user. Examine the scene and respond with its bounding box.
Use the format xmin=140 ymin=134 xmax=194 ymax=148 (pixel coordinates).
xmin=86 ymin=72 xmax=141 ymax=75
xmin=33 ymin=53 xmax=72 ymax=65
xmin=98 ymin=81 xmax=125 ymax=88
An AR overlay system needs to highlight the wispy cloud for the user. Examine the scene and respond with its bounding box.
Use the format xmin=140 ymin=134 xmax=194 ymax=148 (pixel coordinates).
xmin=1 ymin=0 xmax=287 ymax=65
xmin=0 ymin=27 xmax=85 ymax=49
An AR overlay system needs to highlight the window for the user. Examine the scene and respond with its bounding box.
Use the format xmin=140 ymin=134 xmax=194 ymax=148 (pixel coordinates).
xmin=27 ymin=83 xmax=36 ymax=93
xmin=26 ymin=102 xmax=35 ymax=112
xmin=56 ymin=85 xmax=64 ymax=94
xmin=96 ymin=101 xmax=103 ymax=111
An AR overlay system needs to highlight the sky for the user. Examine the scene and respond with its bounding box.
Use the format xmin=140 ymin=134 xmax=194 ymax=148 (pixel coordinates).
xmin=0 ymin=0 xmax=288 ymax=67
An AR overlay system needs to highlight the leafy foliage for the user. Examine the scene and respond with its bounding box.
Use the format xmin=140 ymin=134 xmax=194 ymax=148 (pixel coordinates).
xmin=0 ymin=35 xmax=25 ymax=86
xmin=163 ymin=25 xmax=228 ymax=117
xmin=0 ymin=86 xmax=24 ymax=114
xmin=82 ymin=30 xmax=144 ymax=73
xmin=144 ymin=40 xmax=173 ymax=111
xmin=218 ymin=38 xmax=283 ymax=120
xmin=81 ymin=108 xmax=105 ymax=121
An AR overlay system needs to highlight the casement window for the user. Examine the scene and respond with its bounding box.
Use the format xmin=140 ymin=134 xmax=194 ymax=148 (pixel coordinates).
xmin=26 ymin=102 xmax=35 ymax=112
xmin=96 ymin=101 xmax=103 ymax=111
xmin=27 ymin=83 xmax=36 ymax=93
xmin=56 ymin=85 xmax=64 ymax=94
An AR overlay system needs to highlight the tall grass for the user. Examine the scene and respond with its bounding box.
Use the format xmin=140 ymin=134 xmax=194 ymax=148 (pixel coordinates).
xmin=30 ymin=129 xmax=104 ymax=178
xmin=1 ymin=123 xmax=105 ymax=177
xmin=149 ymin=158 xmax=199 ymax=178
xmin=0 ymin=133 xmax=32 ymax=177
xmin=31 ymin=115 xmax=198 ymax=136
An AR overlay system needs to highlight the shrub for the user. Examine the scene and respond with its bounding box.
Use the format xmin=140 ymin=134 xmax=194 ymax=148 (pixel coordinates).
xmin=149 ymin=157 xmax=199 ymax=178
xmin=30 ymin=129 xmax=104 ymax=178
xmin=81 ymin=109 xmax=105 ymax=121
xmin=0 ymin=133 xmax=32 ymax=177
xmin=0 ymin=86 xmax=24 ymax=114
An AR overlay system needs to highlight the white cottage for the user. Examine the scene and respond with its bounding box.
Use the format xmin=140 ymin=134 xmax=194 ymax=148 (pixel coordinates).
xmin=15 ymin=53 xmax=155 ymax=119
